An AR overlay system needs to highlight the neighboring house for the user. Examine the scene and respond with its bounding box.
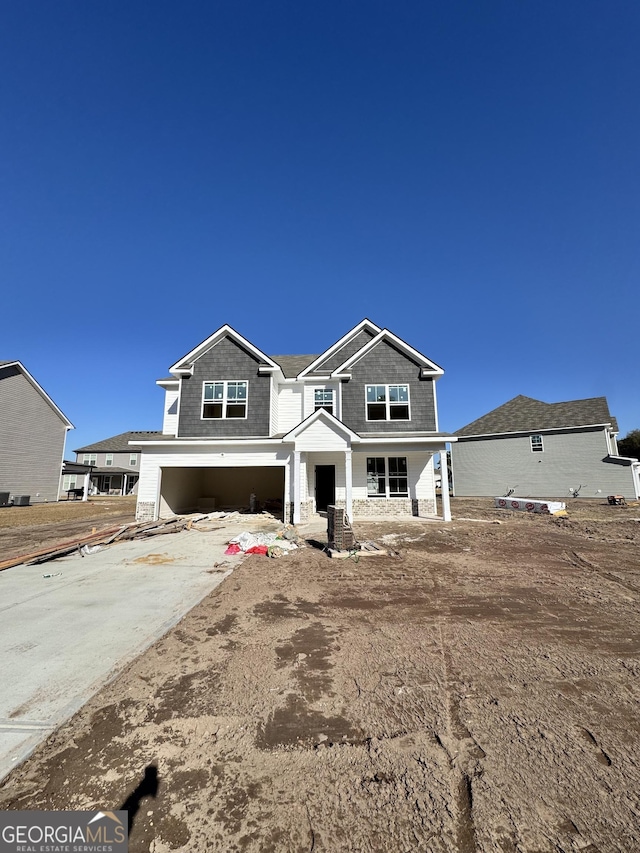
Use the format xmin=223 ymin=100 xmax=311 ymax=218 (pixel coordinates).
xmin=452 ymin=395 xmax=640 ymax=500
xmin=0 ymin=360 xmax=73 ymax=503
xmin=134 ymin=320 xmax=455 ymax=523
xmin=70 ymin=431 xmax=161 ymax=497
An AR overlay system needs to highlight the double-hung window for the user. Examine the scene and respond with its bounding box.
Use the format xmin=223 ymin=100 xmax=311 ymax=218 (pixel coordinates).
xmin=105 ymin=454 xmax=113 ymax=467
xmin=366 ymin=384 xmax=410 ymax=421
xmin=129 ymin=454 xmax=138 ymax=467
xmin=367 ymin=457 xmax=408 ymax=497
xmin=314 ymin=388 xmax=334 ymax=414
xmin=530 ymin=434 xmax=544 ymax=452
xmin=82 ymin=453 xmax=97 ymax=466
xmin=202 ymin=381 xmax=248 ymax=419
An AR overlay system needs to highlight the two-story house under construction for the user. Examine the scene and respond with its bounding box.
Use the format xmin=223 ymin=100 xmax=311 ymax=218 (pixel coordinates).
xmin=134 ymin=320 xmax=455 ymax=523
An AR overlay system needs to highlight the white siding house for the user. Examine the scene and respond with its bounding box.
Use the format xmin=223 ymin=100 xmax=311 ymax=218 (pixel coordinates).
xmin=134 ymin=320 xmax=456 ymax=523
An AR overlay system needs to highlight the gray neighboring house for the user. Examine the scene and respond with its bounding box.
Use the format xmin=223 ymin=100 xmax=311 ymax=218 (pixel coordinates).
xmin=70 ymin=431 xmax=161 ymax=497
xmin=135 ymin=319 xmax=455 ymax=523
xmin=452 ymin=395 xmax=640 ymax=500
xmin=0 ymin=360 xmax=74 ymax=503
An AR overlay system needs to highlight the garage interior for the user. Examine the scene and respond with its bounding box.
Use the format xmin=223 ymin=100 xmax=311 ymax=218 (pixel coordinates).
xmin=159 ymin=466 xmax=285 ymax=519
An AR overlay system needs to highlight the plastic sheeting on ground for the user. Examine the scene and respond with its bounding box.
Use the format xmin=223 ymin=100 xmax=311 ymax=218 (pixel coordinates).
xmin=225 ymin=531 xmax=299 ymax=557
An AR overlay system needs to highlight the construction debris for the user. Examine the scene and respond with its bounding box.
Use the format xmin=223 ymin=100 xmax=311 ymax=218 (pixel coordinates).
xmin=325 ymin=540 xmax=395 ymax=559
xmin=494 ymin=497 xmax=566 ymax=515
xmin=225 ymin=530 xmax=300 ymax=557
xmin=0 ymin=511 xmax=248 ymax=572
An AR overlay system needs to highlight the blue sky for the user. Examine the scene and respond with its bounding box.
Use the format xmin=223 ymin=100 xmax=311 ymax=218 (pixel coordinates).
xmin=2 ymin=1 xmax=638 ymax=454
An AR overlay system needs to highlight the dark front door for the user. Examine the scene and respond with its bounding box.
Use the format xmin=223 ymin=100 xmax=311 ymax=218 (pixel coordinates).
xmin=315 ymin=465 xmax=336 ymax=512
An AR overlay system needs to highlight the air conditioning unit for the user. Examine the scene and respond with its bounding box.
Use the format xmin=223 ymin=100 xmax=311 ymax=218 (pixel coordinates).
xmin=0 ymin=492 xmax=10 ymax=507
xmin=12 ymin=495 xmax=30 ymax=507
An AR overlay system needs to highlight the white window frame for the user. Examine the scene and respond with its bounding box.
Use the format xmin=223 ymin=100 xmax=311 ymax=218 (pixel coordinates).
xmin=201 ymin=380 xmax=248 ymax=420
xmin=365 ymin=384 xmax=411 ymax=422
xmin=62 ymin=474 xmax=77 ymax=491
xmin=82 ymin=453 xmax=97 ymax=466
xmin=129 ymin=453 xmax=138 ymax=467
xmin=105 ymin=453 xmax=113 ymax=467
xmin=366 ymin=456 xmax=409 ymax=497
xmin=530 ymin=434 xmax=544 ymax=453
xmin=314 ymin=387 xmax=334 ymax=414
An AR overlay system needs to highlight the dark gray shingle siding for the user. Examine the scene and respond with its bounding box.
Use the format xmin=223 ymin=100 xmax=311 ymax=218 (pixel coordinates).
xmin=177 ymin=336 xmax=271 ymax=437
xmin=309 ymin=328 xmax=376 ymax=374
xmin=341 ymin=340 xmax=437 ymax=433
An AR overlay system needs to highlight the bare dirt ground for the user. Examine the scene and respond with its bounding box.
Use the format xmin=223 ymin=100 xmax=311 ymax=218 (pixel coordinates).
xmin=1 ymin=498 xmax=639 ymax=852
xmin=0 ymin=496 xmax=137 ymax=560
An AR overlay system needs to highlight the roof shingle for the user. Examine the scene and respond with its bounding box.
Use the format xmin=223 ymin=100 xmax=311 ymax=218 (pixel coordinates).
xmin=74 ymin=430 xmax=162 ymax=453
xmin=456 ymin=395 xmax=617 ymax=437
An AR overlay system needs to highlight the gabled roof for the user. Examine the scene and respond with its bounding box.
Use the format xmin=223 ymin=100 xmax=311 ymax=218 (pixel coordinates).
xmin=0 ymin=360 xmax=74 ymax=428
xmin=74 ymin=431 xmax=162 ymax=453
xmin=331 ymin=328 xmax=444 ymax=377
xmin=169 ymin=325 xmax=279 ymax=375
xmin=282 ymin=407 xmax=361 ymax=442
xmin=456 ymin=395 xmax=618 ymax=438
xmin=270 ymin=354 xmax=318 ymax=378
xmin=297 ymin=319 xmax=382 ymax=377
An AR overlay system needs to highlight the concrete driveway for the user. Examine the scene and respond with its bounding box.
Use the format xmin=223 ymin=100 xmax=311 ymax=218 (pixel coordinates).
xmin=0 ymin=518 xmax=277 ymax=781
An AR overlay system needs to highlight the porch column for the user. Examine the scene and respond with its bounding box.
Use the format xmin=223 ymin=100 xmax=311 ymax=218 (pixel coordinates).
xmin=82 ymin=471 xmax=90 ymax=502
xmin=345 ymin=449 xmax=353 ymax=520
xmin=439 ymin=448 xmax=451 ymax=522
xmin=122 ymin=473 xmax=128 ymax=496
xmin=293 ymin=450 xmax=301 ymax=524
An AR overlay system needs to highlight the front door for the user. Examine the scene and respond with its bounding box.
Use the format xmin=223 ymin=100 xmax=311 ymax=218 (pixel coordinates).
xmin=315 ymin=465 xmax=336 ymax=512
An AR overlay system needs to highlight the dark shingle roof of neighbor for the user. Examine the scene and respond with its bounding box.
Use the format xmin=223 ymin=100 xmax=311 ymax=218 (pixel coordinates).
xmin=269 ymin=355 xmax=319 ymax=378
xmin=74 ymin=431 xmax=162 ymax=453
xmin=456 ymin=396 xmax=618 ymax=437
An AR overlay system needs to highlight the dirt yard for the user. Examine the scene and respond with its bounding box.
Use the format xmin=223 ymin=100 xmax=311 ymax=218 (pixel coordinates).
xmin=0 ymin=496 xmax=137 ymax=560
xmin=1 ymin=498 xmax=639 ymax=852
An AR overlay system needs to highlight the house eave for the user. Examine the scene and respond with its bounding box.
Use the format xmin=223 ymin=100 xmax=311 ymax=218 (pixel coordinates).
xmin=1 ymin=360 xmax=74 ymax=429
xmin=457 ymin=423 xmax=613 ymax=440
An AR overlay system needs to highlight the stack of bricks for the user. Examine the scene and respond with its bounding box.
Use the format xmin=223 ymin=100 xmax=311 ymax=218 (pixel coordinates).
xmin=327 ymin=505 xmax=356 ymax=551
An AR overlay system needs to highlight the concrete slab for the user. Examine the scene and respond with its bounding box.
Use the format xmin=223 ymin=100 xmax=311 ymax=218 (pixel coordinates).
xmin=0 ymin=518 xmax=279 ymax=781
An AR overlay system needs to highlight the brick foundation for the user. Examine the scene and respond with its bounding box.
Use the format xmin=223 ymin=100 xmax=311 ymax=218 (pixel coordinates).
xmin=350 ymin=498 xmax=436 ymax=517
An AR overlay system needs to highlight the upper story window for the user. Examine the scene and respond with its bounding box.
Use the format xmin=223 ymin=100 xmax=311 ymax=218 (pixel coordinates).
xmin=530 ymin=434 xmax=544 ymax=452
xmin=105 ymin=454 xmax=113 ymax=467
xmin=314 ymin=388 xmax=334 ymax=414
xmin=129 ymin=454 xmax=138 ymax=467
xmin=366 ymin=384 xmax=410 ymax=421
xmin=82 ymin=453 xmax=97 ymax=465
xmin=202 ymin=381 xmax=248 ymax=419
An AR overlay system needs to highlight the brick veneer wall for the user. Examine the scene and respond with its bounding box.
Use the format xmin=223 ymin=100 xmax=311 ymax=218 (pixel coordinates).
xmin=349 ymin=498 xmax=436 ymax=517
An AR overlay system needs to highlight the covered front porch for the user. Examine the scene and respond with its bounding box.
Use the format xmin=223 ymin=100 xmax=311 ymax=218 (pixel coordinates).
xmin=90 ymin=469 xmax=139 ymax=496
xmin=283 ymin=410 xmax=452 ymax=524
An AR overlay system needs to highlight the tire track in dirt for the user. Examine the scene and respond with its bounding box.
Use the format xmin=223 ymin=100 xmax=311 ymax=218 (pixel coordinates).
xmin=567 ymin=550 xmax=640 ymax=595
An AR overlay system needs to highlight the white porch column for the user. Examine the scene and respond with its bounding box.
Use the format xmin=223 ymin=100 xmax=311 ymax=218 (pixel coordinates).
xmin=293 ymin=450 xmax=301 ymax=524
xmin=345 ymin=449 xmax=353 ymax=519
xmin=82 ymin=471 xmax=90 ymax=502
xmin=439 ymin=448 xmax=451 ymax=522
xmin=122 ymin=473 xmax=128 ymax=496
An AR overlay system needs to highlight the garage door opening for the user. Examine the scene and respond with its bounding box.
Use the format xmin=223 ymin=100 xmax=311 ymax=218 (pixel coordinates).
xmin=159 ymin=467 xmax=285 ymax=520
